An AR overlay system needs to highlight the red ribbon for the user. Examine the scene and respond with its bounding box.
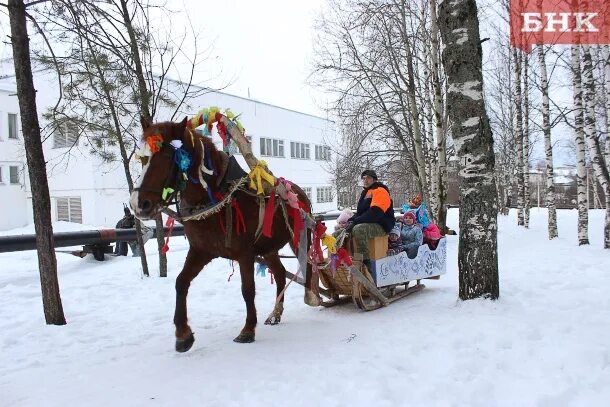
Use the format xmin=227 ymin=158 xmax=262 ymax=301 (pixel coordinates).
xmin=232 ymin=199 xmax=246 ymax=235
xmin=336 ymin=248 xmax=353 ymax=267
xmin=161 ymin=217 xmax=175 ymax=254
xmin=217 ymin=120 xmax=228 ymax=147
xmin=311 ymin=220 xmax=326 ymax=263
xmin=288 ymin=200 xmax=310 ymax=248
xmin=262 ymin=189 xmax=276 ymax=238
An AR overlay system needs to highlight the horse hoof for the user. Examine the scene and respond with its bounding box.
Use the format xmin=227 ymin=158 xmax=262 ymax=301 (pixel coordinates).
xmin=304 ymin=290 xmax=322 ymax=307
xmin=265 ymin=303 xmax=283 ymax=325
xmin=175 ymin=333 xmax=195 ymax=353
xmin=264 ymin=315 xmax=281 ymax=325
xmin=233 ymin=332 xmax=255 ymax=343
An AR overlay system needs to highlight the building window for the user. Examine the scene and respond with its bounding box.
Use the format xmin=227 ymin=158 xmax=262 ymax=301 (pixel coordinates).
xmin=53 ymin=122 xmax=79 ymax=148
xmin=228 ymin=135 xmax=252 ymax=155
xmin=290 ymin=142 xmax=310 ymax=160
xmin=315 ymin=145 xmax=331 ymax=161
xmin=316 ymin=186 xmax=333 ymax=203
xmin=0 ymin=167 xmax=3 ymax=183
xmin=56 ymin=197 xmax=82 ymax=223
xmin=302 ymin=187 xmax=312 ymax=202
xmin=260 ymin=137 xmax=284 ymax=157
xmin=8 ymin=113 xmax=18 ymax=139
xmin=9 ymin=166 xmax=19 ymax=184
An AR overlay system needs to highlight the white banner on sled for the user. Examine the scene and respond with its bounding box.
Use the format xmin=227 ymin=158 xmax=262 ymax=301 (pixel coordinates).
xmin=369 ymin=238 xmax=447 ymax=287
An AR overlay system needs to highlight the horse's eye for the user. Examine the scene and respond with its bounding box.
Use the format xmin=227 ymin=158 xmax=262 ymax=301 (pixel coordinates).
xmin=141 ymin=156 xmax=149 ymax=166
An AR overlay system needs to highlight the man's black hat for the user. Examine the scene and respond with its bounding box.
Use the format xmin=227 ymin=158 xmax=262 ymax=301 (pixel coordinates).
xmin=360 ymin=169 xmax=378 ymax=180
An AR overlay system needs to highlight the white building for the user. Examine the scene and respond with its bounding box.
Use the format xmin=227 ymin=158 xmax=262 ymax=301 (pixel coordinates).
xmin=0 ymin=69 xmax=337 ymax=231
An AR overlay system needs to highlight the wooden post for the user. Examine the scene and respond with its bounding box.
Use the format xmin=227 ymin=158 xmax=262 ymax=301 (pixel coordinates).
xmin=219 ymin=116 xmax=259 ymax=171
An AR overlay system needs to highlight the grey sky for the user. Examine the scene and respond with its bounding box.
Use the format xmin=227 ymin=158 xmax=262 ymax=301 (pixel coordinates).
xmin=0 ymin=0 xmax=329 ymax=117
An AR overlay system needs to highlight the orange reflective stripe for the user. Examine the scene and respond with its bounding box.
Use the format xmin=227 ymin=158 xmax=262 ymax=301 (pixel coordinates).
xmin=366 ymin=187 xmax=391 ymax=212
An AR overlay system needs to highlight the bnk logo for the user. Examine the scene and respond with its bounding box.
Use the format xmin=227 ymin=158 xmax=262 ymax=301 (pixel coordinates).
xmin=510 ymin=0 xmax=610 ymax=52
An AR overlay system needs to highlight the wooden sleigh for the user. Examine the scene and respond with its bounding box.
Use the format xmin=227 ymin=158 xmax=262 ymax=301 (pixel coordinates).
xmin=310 ymin=237 xmax=447 ymax=311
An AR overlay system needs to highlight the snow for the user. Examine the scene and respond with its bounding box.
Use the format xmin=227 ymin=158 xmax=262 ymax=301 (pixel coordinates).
xmin=1 ymin=208 xmax=610 ymax=406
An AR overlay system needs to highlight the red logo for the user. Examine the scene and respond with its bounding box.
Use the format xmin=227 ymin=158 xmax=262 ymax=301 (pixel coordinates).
xmin=510 ymin=0 xmax=610 ymax=52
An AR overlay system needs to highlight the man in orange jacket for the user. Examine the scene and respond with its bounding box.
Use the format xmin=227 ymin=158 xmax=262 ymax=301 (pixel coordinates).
xmin=344 ymin=169 xmax=394 ymax=261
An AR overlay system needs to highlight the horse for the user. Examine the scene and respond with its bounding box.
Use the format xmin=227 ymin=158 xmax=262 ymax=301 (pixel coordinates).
xmin=130 ymin=117 xmax=321 ymax=352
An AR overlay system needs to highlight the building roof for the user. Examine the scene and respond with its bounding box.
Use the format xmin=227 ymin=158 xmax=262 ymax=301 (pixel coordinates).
xmin=0 ymin=59 xmax=332 ymax=123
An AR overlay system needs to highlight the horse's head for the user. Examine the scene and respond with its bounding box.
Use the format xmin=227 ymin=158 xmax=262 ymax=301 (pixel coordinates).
xmin=130 ymin=117 xmax=221 ymax=220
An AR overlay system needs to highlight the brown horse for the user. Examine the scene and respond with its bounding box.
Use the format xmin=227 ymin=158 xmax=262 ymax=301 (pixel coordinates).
xmin=130 ymin=118 xmax=321 ymax=352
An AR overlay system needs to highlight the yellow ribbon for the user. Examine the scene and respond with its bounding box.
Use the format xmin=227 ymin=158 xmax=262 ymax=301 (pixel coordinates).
xmin=321 ymin=234 xmax=337 ymax=255
xmin=248 ymin=160 xmax=276 ymax=195
xmin=190 ymin=115 xmax=201 ymax=128
xmin=208 ymin=106 xmax=220 ymax=126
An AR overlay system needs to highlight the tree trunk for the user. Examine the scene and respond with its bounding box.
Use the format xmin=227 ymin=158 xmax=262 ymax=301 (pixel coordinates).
xmin=78 ymin=22 xmax=151 ymax=277
xmin=513 ymin=48 xmax=525 ymax=227
xmin=430 ymin=0 xmax=448 ymax=230
xmin=438 ymin=0 xmax=499 ymax=300
xmin=523 ymin=54 xmax=530 ymax=228
xmin=8 ymin=0 xmax=66 ymax=325
xmin=405 ymin=45 xmax=429 ymax=206
xmin=571 ymin=45 xmax=589 ymax=245
xmin=537 ymin=45 xmax=558 ymax=239
xmin=582 ymin=45 xmax=610 ymax=249
xmin=119 ymin=0 xmax=167 ymax=275
xmin=602 ymin=45 xmax=610 ymax=173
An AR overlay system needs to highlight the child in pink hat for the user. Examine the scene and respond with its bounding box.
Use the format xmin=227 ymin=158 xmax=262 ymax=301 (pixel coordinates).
xmin=334 ymin=208 xmax=353 ymax=231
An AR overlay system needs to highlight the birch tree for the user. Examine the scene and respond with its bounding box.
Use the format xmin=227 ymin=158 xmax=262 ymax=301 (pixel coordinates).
xmin=7 ymin=0 xmax=66 ymax=325
xmin=581 ymin=45 xmax=610 ymax=249
xmin=571 ymin=45 xmax=589 ymax=245
xmin=522 ymin=54 xmax=530 ymax=228
xmin=537 ymin=45 xmax=558 ymax=239
xmin=602 ymin=45 xmax=610 ymax=172
xmin=438 ymin=0 xmax=499 ymax=300
xmin=429 ymin=0 xmax=448 ymax=229
xmin=513 ymin=47 xmax=525 ymax=226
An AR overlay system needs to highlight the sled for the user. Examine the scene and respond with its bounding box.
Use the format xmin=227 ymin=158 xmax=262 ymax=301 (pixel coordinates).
xmin=316 ymin=237 xmax=447 ymax=311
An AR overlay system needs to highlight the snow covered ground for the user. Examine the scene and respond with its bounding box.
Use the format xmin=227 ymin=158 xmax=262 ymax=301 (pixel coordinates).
xmin=1 ymin=208 xmax=609 ymax=406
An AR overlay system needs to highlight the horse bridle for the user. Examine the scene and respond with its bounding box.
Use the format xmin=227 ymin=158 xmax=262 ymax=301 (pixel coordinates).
xmin=133 ymin=145 xmax=182 ymax=209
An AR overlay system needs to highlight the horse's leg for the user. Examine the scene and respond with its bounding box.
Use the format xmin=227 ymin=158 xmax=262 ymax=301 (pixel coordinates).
xmin=234 ymin=253 xmax=257 ymax=343
xmin=263 ymin=252 xmax=286 ymax=325
xmin=174 ymin=248 xmax=214 ymax=353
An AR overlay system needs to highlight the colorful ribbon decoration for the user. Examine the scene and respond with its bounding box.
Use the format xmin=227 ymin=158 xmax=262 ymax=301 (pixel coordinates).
xmin=248 ymin=160 xmax=276 ymax=195
xmin=161 ymin=217 xmax=176 ymax=254
xmin=262 ymin=188 xmax=277 ymax=238
xmin=321 ymin=234 xmax=337 ymax=255
xmin=146 ymin=134 xmax=163 ymax=153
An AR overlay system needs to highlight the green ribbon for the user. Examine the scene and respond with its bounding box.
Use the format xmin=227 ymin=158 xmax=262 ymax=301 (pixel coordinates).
xmin=162 ymin=187 xmax=175 ymax=200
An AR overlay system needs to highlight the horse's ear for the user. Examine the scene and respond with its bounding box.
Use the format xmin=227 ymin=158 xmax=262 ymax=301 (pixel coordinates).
xmin=140 ymin=116 xmax=151 ymax=130
xmin=180 ymin=116 xmax=188 ymax=130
